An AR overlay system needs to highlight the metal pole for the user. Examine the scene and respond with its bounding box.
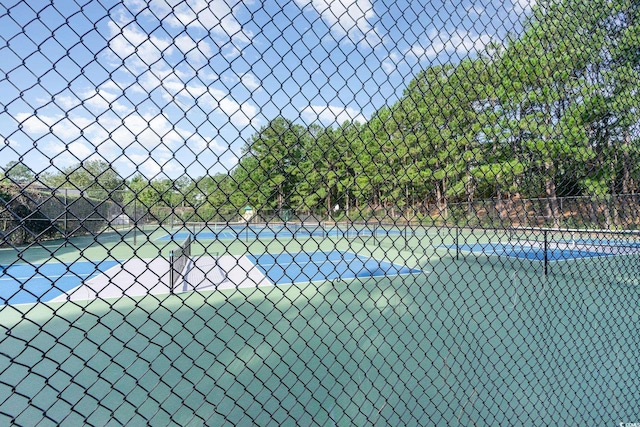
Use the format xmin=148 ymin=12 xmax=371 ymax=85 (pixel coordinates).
xmin=455 ymin=225 xmax=459 ymax=260
xmin=64 ymin=188 xmax=68 ymax=247
xmin=169 ymin=250 xmax=174 ymax=294
xmin=543 ymin=229 xmax=548 ymax=277
xmin=133 ymin=197 xmax=137 ymax=246
xmin=406 ymin=221 xmax=411 ymax=250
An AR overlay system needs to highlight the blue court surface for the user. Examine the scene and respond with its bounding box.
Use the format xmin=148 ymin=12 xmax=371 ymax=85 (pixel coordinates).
xmin=157 ymin=224 xmax=406 ymax=241
xmin=246 ymin=250 xmax=421 ymax=285
xmin=0 ymin=260 xmax=119 ymax=305
xmin=454 ymin=242 xmax=613 ymax=260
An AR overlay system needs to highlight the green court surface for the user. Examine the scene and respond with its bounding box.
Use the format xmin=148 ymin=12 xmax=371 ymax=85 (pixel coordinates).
xmin=1 ymin=226 xmax=639 ymax=424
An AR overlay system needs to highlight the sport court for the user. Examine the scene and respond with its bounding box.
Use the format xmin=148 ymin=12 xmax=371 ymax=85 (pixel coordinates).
xmin=246 ymin=250 xmax=420 ymax=285
xmin=454 ymin=230 xmax=640 ymax=259
xmin=0 ymin=246 xmax=421 ymax=304
xmin=2 ymin=225 xmax=639 ymax=425
xmin=155 ymin=222 xmax=410 ymax=242
xmin=0 ymin=260 xmax=119 ymax=304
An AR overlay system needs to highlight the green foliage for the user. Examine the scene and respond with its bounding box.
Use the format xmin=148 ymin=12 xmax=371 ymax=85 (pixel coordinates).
xmin=2 ymin=161 xmax=34 ymax=184
xmin=42 ymin=160 xmax=124 ymax=200
xmin=81 ymin=0 xmax=640 ymax=226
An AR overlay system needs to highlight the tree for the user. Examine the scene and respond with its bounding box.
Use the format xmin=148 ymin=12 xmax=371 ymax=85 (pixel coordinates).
xmin=2 ymin=161 xmax=34 ymax=184
xmin=491 ymin=1 xmax=598 ymax=225
xmin=240 ymin=117 xmax=308 ymax=212
xmin=289 ymin=123 xmax=331 ymax=215
xmin=384 ymin=59 xmax=488 ymax=220
xmin=42 ymin=160 xmax=124 ymax=199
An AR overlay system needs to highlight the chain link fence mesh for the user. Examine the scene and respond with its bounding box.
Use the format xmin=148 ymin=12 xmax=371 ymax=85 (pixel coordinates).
xmin=1 ymin=0 xmax=639 ymax=425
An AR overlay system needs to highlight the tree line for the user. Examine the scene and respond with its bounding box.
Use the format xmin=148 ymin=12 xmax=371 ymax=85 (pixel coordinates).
xmin=3 ymin=0 xmax=639 ymax=228
xmin=227 ymin=0 xmax=640 ymax=226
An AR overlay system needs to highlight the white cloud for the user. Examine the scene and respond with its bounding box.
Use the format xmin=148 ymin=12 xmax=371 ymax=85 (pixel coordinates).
xmin=301 ymin=105 xmax=366 ymax=124
xmin=4 ymin=138 xmax=19 ymax=148
xmin=116 ymin=150 xmax=185 ymax=178
xmin=110 ymin=114 xmax=183 ymax=148
xmin=513 ymin=0 xmax=535 ymax=13
xmin=55 ymin=93 xmax=81 ymax=110
xmin=93 ymin=140 xmax=123 ymax=160
xmin=15 ymin=113 xmax=53 ymax=134
xmin=43 ymin=140 xmax=96 ymax=166
xmin=66 ymin=141 xmax=95 ymax=160
xmin=126 ymin=68 xmax=257 ymax=127
xmin=199 ymin=87 xmax=258 ymax=127
xmin=181 ymin=133 xmax=225 ymax=152
xmin=197 ymin=69 xmax=217 ymax=81
xmin=133 ymin=69 xmax=170 ymax=94
xmin=16 ymin=112 xmax=103 ymax=143
xmin=406 ymin=29 xmax=493 ymax=61
xmin=52 ymin=117 xmax=94 ymax=140
xmin=143 ymin=0 xmax=252 ymax=45
xmin=130 ymin=69 xmax=213 ymax=109
xmin=197 ymin=39 xmax=214 ymax=58
xmin=107 ymin=20 xmax=173 ymax=67
xmin=382 ymin=60 xmax=395 ymax=74
xmin=15 ymin=113 xmax=93 ymax=141
xmin=223 ymin=44 xmax=242 ymax=59
xmin=174 ymin=34 xmax=197 ymax=55
xmin=80 ymin=83 xmax=132 ymax=115
xmin=130 ymin=155 xmax=163 ymax=177
xmin=384 ymin=50 xmax=417 ymax=72
xmin=295 ymin=0 xmax=377 ymax=45
xmin=226 ymin=156 xmax=239 ymax=169
xmin=174 ymin=35 xmax=214 ymax=64
xmin=241 ymin=73 xmax=260 ymax=91
xmin=123 ymin=0 xmax=146 ymax=12
xmin=11 ymin=103 xmax=232 ymax=178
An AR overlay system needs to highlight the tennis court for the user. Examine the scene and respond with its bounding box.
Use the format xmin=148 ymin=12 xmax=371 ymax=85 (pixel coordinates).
xmin=0 ymin=221 xmax=423 ymax=305
xmin=247 ymin=250 xmax=421 ymax=285
xmin=5 ymin=0 xmax=640 ymax=423
xmin=0 ymin=260 xmax=119 ymax=305
xmin=2 ymin=235 xmax=639 ymax=425
xmin=454 ymin=242 xmax=617 ymax=260
xmin=446 ymin=226 xmax=640 ymax=280
xmin=156 ymin=222 xmax=412 ymax=242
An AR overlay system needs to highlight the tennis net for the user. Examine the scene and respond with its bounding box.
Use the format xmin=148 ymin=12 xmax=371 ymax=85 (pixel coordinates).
xmin=184 ymin=221 xmax=246 ymax=234
xmin=287 ymin=221 xmax=327 ymax=237
xmin=169 ymin=234 xmax=193 ymax=292
xmin=507 ymin=226 xmax=640 ymax=255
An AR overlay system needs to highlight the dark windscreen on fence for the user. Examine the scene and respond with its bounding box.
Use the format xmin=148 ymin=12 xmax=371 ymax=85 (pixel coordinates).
xmin=0 ymin=0 xmax=639 ymax=425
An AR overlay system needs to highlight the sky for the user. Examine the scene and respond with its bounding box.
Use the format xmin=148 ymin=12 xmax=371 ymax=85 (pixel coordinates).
xmin=0 ymin=0 xmax=533 ymax=182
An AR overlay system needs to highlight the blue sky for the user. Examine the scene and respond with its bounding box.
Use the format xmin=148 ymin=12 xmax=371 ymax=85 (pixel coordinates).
xmin=0 ymin=0 xmax=532 ymax=181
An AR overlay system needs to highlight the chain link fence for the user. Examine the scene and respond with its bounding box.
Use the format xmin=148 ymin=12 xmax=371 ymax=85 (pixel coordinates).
xmin=1 ymin=0 xmax=639 ymax=425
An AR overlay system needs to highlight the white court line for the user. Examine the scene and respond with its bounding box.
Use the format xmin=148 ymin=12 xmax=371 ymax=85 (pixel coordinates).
xmin=0 ymin=273 xmax=95 ymax=282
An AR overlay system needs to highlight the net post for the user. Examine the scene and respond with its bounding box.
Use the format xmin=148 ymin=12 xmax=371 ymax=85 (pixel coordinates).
xmin=543 ymin=229 xmax=548 ymax=276
xmin=406 ymin=221 xmax=411 ymax=250
xmin=64 ymin=188 xmax=68 ymax=248
xmin=133 ymin=198 xmax=137 ymax=246
xmin=169 ymin=250 xmax=174 ymax=294
xmin=370 ymin=221 xmax=374 ymax=244
xmin=455 ymin=225 xmax=459 ymax=260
